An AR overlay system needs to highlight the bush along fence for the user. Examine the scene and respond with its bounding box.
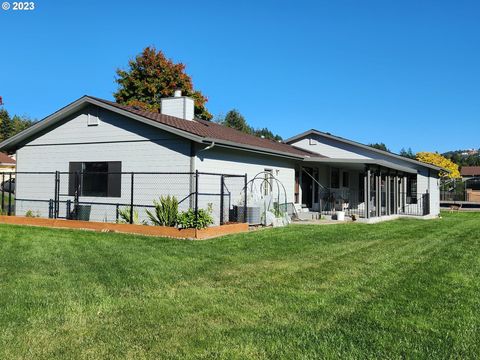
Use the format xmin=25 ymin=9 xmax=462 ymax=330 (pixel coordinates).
xmin=0 ymin=171 xmax=248 ymax=230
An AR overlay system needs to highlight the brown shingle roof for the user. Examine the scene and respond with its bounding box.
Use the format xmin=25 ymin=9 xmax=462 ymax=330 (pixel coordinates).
xmin=92 ymin=97 xmax=322 ymax=158
xmin=0 ymin=152 xmax=15 ymax=164
xmin=461 ymin=166 xmax=480 ymax=177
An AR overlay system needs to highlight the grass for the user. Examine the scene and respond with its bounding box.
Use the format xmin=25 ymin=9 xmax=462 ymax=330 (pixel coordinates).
xmin=0 ymin=212 xmax=479 ymax=359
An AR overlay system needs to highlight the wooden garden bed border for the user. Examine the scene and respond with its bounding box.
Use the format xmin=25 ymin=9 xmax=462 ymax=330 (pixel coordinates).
xmin=0 ymin=216 xmax=249 ymax=240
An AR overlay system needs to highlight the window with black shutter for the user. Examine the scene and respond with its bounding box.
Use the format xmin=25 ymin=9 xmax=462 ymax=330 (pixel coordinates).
xmin=68 ymin=161 xmax=121 ymax=197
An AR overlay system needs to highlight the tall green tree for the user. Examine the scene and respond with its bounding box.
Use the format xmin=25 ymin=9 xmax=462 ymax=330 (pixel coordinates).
xmin=217 ymin=109 xmax=283 ymax=141
xmin=400 ymin=147 xmax=416 ymax=159
xmin=0 ymin=108 xmax=12 ymax=142
xmin=253 ymin=128 xmax=283 ymax=141
xmin=11 ymin=115 xmax=34 ymax=134
xmin=368 ymin=142 xmax=390 ymax=152
xmin=114 ymin=47 xmax=212 ymax=120
xmin=0 ymin=108 xmax=35 ymax=142
xmin=221 ymin=110 xmax=252 ymax=134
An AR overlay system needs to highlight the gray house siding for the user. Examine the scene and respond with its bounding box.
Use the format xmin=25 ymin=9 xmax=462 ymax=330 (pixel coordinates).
xmin=15 ymin=105 xmax=192 ymax=221
xmin=195 ymin=147 xmax=297 ymax=223
xmin=293 ymin=134 xmax=424 ymax=170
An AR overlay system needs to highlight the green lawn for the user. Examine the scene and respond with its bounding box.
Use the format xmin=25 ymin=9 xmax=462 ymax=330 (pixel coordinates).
xmin=0 ymin=212 xmax=479 ymax=359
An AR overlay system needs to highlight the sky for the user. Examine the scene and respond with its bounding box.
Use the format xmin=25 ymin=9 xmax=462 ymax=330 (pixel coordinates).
xmin=0 ymin=0 xmax=479 ymax=153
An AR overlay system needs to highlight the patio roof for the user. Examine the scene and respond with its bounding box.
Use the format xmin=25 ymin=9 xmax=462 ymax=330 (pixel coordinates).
xmin=303 ymin=157 xmax=417 ymax=174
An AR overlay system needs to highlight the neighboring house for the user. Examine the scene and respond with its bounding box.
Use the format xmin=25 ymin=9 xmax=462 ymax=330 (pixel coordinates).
xmin=0 ymin=152 xmax=16 ymax=175
xmin=460 ymin=166 xmax=480 ymax=202
xmin=461 ymin=166 xmax=480 ymax=177
xmin=0 ymin=93 xmax=443 ymax=222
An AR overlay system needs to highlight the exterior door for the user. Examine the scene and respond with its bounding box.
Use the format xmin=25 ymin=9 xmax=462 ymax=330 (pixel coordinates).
xmin=301 ymin=167 xmax=313 ymax=208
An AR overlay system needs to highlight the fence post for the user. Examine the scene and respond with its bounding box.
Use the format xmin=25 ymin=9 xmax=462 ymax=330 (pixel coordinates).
xmin=74 ymin=171 xmax=80 ymax=220
xmin=220 ymin=175 xmax=225 ymax=225
xmin=116 ymin=204 xmax=120 ymax=223
xmin=48 ymin=199 xmax=54 ymax=218
xmin=365 ymin=169 xmax=371 ymax=219
xmin=194 ymin=170 xmax=199 ymax=222
xmin=54 ymin=171 xmax=60 ymax=219
xmin=1 ymin=172 xmax=4 ymax=214
xmin=66 ymin=200 xmax=71 ymax=219
xmin=244 ymin=173 xmax=248 ymax=223
xmin=130 ymin=172 xmax=134 ymax=224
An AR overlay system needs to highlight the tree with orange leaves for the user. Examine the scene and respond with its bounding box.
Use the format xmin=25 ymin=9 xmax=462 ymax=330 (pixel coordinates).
xmin=114 ymin=47 xmax=212 ymax=120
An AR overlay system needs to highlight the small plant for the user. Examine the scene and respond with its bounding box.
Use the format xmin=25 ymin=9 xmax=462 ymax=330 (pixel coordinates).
xmin=25 ymin=209 xmax=40 ymax=218
xmin=272 ymin=203 xmax=285 ymax=218
xmin=177 ymin=206 xmax=214 ymax=229
xmin=145 ymin=195 xmax=178 ymax=226
xmin=117 ymin=207 xmax=141 ymax=224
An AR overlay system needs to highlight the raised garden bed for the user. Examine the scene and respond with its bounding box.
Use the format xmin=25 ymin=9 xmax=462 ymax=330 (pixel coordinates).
xmin=0 ymin=216 xmax=249 ymax=240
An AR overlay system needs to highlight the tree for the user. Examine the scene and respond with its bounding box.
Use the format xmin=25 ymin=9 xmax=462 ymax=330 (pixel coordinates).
xmin=253 ymin=128 xmax=283 ymax=141
xmin=114 ymin=47 xmax=212 ymax=120
xmin=368 ymin=142 xmax=390 ymax=152
xmin=221 ymin=110 xmax=252 ymax=134
xmin=0 ymin=108 xmax=35 ymax=142
xmin=11 ymin=115 xmax=34 ymax=134
xmin=400 ymin=147 xmax=416 ymax=159
xmin=217 ymin=109 xmax=283 ymax=141
xmin=0 ymin=108 xmax=12 ymax=142
xmin=416 ymin=152 xmax=461 ymax=179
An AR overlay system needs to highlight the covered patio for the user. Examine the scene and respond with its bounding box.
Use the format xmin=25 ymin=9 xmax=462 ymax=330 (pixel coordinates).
xmin=297 ymin=158 xmax=430 ymax=219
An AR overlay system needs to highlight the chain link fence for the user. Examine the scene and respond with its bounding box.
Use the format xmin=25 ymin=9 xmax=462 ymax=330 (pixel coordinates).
xmin=1 ymin=171 xmax=248 ymax=226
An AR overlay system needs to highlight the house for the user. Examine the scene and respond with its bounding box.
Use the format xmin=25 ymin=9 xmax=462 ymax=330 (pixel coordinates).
xmin=460 ymin=166 xmax=480 ymax=202
xmin=0 ymin=93 xmax=443 ymax=223
xmin=0 ymin=152 xmax=15 ymax=175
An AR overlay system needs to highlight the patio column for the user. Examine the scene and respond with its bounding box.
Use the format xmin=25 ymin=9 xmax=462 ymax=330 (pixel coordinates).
xmin=298 ymin=166 xmax=303 ymax=206
xmin=365 ymin=168 xmax=371 ymax=218
xmin=393 ymin=174 xmax=398 ymax=214
xmin=376 ymin=171 xmax=381 ymax=217
xmin=386 ymin=173 xmax=391 ymax=216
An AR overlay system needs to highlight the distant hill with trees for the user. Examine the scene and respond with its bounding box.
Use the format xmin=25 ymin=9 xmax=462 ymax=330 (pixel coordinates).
xmin=441 ymin=149 xmax=480 ymax=167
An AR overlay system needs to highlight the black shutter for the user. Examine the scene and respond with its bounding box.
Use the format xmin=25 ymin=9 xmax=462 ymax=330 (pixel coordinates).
xmin=68 ymin=162 xmax=82 ymax=196
xmin=107 ymin=162 xmax=122 ymax=197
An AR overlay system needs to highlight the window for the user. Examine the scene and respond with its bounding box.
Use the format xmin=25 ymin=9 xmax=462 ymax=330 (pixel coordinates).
xmin=342 ymin=171 xmax=349 ymax=188
xmin=68 ymin=161 xmax=121 ymax=197
xmin=406 ymin=176 xmax=417 ymax=204
xmin=331 ymin=167 xmax=340 ymax=189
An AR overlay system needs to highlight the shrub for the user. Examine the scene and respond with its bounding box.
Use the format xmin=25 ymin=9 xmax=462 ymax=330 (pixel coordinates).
xmin=145 ymin=195 xmax=178 ymax=226
xmin=25 ymin=210 xmax=40 ymax=218
xmin=117 ymin=207 xmax=141 ymax=224
xmin=177 ymin=207 xmax=214 ymax=229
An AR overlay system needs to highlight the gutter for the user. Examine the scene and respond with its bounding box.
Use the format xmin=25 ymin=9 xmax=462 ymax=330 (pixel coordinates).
xmin=202 ymin=138 xmax=306 ymax=160
xmin=197 ymin=141 xmax=216 ymax=154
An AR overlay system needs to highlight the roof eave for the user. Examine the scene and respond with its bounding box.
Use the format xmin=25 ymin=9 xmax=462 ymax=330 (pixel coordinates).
xmin=0 ymin=96 xmax=205 ymax=152
xmin=303 ymin=157 xmax=417 ymax=174
xmin=286 ymin=129 xmax=445 ymax=172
